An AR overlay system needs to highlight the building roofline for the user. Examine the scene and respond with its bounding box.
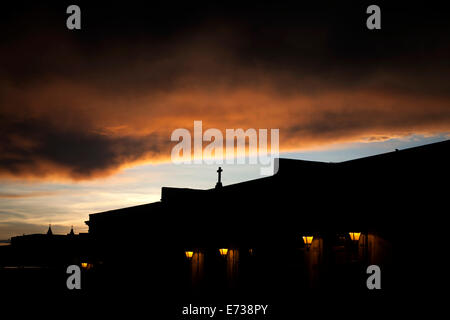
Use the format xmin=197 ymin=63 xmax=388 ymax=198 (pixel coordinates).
xmin=87 ymin=139 xmax=449 ymax=217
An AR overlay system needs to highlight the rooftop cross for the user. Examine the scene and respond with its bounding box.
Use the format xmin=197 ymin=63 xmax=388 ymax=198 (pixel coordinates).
xmin=215 ymin=167 xmax=223 ymax=189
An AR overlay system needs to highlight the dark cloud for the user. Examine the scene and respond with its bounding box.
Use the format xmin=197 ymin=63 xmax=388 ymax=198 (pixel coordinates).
xmin=2 ymin=2 xmax=449 ymax=95
xmin=0 ymin=1 xmax=449 ymax=180
xmin=0 ymin=116 xmax=167 ymax=179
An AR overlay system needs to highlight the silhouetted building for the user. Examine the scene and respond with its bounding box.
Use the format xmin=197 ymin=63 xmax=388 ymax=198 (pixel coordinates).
xmin=6 ymin=228 xmax=90 ymax=268
xmin=83 ymin=140 xmax=449 ymax=294
xmin=1 ymin=140 xmax=448 ymax=297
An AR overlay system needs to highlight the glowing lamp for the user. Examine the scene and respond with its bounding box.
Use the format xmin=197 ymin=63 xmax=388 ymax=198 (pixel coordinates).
xmin=185 ymin=251 xmax=194 ymax=259
xmin=81 ymin=262 xmax=92 ymax=269
xmin=219 ymin=248 xmax=228 ymax=256
xmin=302 ymin=236 xmax=314 ymax=250
xmin=349 ymin=232 xmax=361 ymax=241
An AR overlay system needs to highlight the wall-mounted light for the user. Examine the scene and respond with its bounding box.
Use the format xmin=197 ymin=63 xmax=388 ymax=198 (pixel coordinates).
xmin=185 ymin=251 xmax=194 ymax=259
xmin=302 ymin=236 xmax=314 ymax=250
xmin=81 ymin=262 xmax=92 ymax=270
xmin=219 ymin=248 xmax=228 ymax=256
xmin=349 ymin=232 xmax=361 ymax=241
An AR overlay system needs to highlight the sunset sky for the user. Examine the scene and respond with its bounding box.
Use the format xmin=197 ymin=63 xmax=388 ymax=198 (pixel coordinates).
xmin=1 ymin=2 xmax=449 ymax=239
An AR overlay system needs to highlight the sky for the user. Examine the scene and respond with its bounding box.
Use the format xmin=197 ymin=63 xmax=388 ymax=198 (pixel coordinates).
xmin=0 ymin=2 xmax=449 ymax=239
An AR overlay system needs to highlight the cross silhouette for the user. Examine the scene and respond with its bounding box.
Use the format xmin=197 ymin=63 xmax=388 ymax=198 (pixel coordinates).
xmin=217 ymin=167 xmax=223 ymax=183
xmin=215 ymin=167 xmax=223 ymax=189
